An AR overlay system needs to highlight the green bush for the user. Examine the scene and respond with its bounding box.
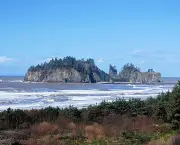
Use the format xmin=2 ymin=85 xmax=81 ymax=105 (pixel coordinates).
xmin=119 ymin=131 xmax=151 ymax=145
xmin=91 ymin=139 xmax=108 ymax=145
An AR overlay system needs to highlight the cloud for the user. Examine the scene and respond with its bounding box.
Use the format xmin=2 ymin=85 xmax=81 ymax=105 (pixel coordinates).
xmin=97 ymin=58 xmax=104 ymax=63
xmin=0 ymin=56 xmax=15 ymax=63
xmin=131 ymin=49 xmax=145 ymax=55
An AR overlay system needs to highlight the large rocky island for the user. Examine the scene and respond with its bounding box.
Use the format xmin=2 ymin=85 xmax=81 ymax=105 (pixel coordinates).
xmin=25 ymin=57 xmax=162 ymax=83
xmin=24 ymin=57 xmax=110 ymax=83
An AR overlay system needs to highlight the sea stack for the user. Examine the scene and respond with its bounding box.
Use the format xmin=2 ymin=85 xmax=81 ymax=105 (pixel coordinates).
xmin=24 ymin=57 xmax=110 ymax=83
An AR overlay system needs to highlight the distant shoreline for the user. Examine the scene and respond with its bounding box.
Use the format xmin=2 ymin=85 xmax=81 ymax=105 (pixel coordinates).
xmin=22 ymin=80 xmax=171 ymax=85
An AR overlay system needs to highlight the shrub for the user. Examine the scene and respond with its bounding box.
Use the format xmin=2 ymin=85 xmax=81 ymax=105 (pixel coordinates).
xmin=31 ymin=122 xmax=59 ymax=137
xmin=0 ymin=108 xmax=32 ymax=129
xmin=119 ymin=131 xmax=151 ymax=145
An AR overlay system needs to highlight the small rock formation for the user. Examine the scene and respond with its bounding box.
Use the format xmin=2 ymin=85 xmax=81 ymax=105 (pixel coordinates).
xmin=112 ymin=63 xmax=162 ymax=83
xmin=120 ymin=64 xmax=162 ymax=83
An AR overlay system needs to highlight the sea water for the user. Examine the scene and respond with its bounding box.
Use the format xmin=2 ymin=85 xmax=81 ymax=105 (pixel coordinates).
xmin=0 ymin=76 xmax=178 ymax=110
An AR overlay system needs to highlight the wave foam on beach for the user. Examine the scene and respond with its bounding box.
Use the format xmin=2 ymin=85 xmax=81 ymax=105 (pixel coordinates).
xmin=0 ymin=84 xmax=174 ymax=110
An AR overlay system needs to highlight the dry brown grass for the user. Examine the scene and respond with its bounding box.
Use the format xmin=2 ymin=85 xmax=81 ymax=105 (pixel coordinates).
xmin=146 ymin=134 xmax=180 ymax=145
xmin=84 ymin=123 xmax=105 ymax=141
xmin=56 ymin=117 xmax=71 ymax=129
xmin=171 ymin=135 xmax=180 ymax=145
xmin=146 ymin=139 xmax=171 ymax=145
xmin=3 ymin=114 xmax=166 ymax=144
xmin=67 ymin=122 xmax=77 ymax=137
xmin=31 ymin=122 xmax=59 ymax=137
xmin=23 ymin=135 xmax=65 ymax=145
xmin=102 ymin=114 xmax=162 ymax=138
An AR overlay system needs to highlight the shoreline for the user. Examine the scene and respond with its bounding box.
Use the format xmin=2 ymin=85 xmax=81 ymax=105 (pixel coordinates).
xmin=22 ymin=80 xmax=175 ymax=85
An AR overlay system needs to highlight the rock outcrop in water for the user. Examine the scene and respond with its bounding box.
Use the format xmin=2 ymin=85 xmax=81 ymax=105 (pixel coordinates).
xmin=109 ymin=63 xmax=162 ymax=83
xmin=25 ymin=57 xmax=161 ymax=83
xmin=24 ymin=57 xmax=110 ymax=83
xmin=120 ymin=71 xmax=162 ymax=83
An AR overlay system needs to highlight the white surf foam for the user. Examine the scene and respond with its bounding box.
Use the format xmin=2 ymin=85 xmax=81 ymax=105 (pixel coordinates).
xmin=45 ymin=99 xmax=55 ymax=103
xmin=0 ymin=84 xmax=175 ymax=110
xmin=70 ymin=95 xmax=111 ymax=101
xmin=0 ymin=101 xmax=44 ymax=110
xmin=9 ymin=80 xmax=23 ymax=83
xmin=0 ymin=86 xmax=172 ymax=101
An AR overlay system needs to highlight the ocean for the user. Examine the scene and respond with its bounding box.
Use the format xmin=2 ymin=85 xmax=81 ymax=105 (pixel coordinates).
xmin=0 ymin=76 xmax=178 ymax=110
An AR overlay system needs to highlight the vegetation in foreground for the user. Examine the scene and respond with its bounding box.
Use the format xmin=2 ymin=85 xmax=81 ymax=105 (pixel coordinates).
xmin=1 ymin=82 xmax=180 ymax=144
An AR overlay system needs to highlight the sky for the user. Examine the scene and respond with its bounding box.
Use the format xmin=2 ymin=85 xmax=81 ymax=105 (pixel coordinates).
xmin=0 ymin=0 xmax=180 ymax=77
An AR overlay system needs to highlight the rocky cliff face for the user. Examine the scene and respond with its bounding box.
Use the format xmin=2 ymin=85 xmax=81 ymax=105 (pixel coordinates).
xmin=115 ymin=63 xmax=162 ymax=83
xmin=24 ymin=68 xmax=108 ymax=83
xmin=25 ymin=58 xmax=162 ymax=83
xmin=24 ymin=68 xmax=83 ymax=83
xmin=25 ymin=68 xmax=161 ymax=83
xmin=24 ymin=57 xmax=110 ymax=83
xmin=125 ymin=72 xmax=162 ymax=83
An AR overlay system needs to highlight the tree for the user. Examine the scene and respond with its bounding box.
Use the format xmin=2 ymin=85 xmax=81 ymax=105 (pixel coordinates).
xmin=170 ymin=81 xmax=180 ymax=129
xmin=119 ymin=63 xmax=140 ymax=82
xmin=148 ymin=69 xmax=154 ymax=72
xmin=27 ymin=56 xmax=110 ymax=83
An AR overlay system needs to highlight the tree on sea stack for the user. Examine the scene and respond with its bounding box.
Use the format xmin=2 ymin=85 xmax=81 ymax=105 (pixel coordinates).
xmin=109 ymin=64 xmax=118 ymax=79
xmin=25 ymin=56 xmax=110 ymax=83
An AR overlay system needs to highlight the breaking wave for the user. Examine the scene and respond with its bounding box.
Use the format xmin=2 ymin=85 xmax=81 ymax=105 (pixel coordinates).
xmin=0 ymin=83 xmax=174 ymax=110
